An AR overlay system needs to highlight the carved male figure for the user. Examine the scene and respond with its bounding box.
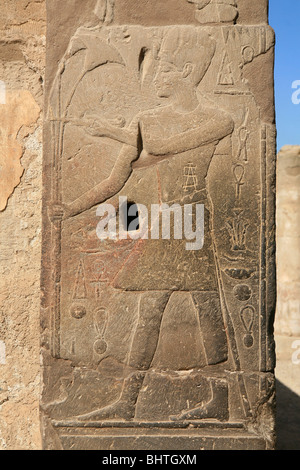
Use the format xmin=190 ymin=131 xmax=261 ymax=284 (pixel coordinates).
xmin=65 ymin=27 xmax=235 ymax=421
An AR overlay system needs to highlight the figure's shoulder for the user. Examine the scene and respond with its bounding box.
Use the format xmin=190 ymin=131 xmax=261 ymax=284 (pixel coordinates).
xmin=200 ymin=103 xmax=234 ymax=135
xmin=197 ymin=102 xmax=231 ymax=120
xmin=127 ymin=108 xmax=157 ymax=125
xmin=139 ymin=105 xmax=178 ymax=123
xmin=218 ymin=107 xmax=235 ymax=133
xmin=130 ymin=103 xmax=234 ymax=135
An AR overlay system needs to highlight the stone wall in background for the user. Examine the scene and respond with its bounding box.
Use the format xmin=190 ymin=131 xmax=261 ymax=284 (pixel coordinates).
xmin=0 ymin=0 xmax=45 ymax=450
xmin=276 ymin=146 xmax=300 ymax=337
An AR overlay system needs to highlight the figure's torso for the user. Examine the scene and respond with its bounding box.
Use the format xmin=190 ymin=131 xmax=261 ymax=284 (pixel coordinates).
xmin=132 ymin=104 xmax=219 ymax=206
xmin=111 ymin=105 xmax=226 ymax=291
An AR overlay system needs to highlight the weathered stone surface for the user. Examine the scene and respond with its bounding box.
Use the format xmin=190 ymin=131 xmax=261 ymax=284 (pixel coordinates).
xmin=0 ymin=0 xmax=45 ymax=450
xmin=110 ymin=0 xmax=269 ymax=26
xmin=0 ymin=0 xmax=45 ymax=35
xmin=41 ymin=0 xmax=276 ymax=450
xmin=276 ymin=146 xmax=300 ymax=337
xmin=0 ymin=90 xmax=40 ymax=211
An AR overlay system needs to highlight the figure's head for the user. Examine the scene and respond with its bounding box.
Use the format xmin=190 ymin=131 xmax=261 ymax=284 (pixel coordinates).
xmin=154 ymin=27 xmax=216 ymax=99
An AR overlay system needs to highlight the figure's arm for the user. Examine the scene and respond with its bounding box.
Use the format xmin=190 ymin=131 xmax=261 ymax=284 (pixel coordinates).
xmin=66 ymin=143 xmax=139 ymax=217
xmin=148 ymin=111 xmax=234 ymax=156
xmin=64 ymin=116 xmax=141 ymax=218
xmin=70 ymin=118 xmax=137 ymax=147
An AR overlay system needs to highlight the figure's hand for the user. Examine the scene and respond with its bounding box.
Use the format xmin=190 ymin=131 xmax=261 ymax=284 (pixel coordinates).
xmin=84 ymin=112 xmax=126 ymax=129
xmin=85 ymin=124 xmax=102 ymax=137
xmin=83 ymin=116 xmax=109 ymax=137
xmin=48 ymin=204 xmax=64 ymax=223
xmin=48 ymin=203 xmax=72 ymax=222
xmin=83 ymin=112 xmax=108 ymax=128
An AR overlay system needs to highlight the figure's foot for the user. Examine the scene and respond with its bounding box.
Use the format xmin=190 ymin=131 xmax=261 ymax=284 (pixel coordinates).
xmin=75 ymin=372 xmax=145 ymax=422
xmin=77 ymin=399 xmax=135 ymax=421
xmin=170 ymin=380 xmax=229 ymax=422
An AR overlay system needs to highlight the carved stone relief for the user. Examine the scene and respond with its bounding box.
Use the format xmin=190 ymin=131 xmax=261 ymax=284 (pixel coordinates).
xmin=41 ymin=0 xmax=276 ymax=450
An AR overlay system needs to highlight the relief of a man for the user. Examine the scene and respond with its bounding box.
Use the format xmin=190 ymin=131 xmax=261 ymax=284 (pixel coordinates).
xmin=65 ymin=26 xmax=235 ymax=421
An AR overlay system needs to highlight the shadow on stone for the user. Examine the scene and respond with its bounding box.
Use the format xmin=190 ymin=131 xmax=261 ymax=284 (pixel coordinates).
xmin=276 ymin=379 xmax=300 ymax=450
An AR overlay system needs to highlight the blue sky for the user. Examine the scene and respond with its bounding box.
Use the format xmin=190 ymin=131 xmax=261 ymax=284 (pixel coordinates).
xmin=269 ymin=0 xmax=300 ymax=150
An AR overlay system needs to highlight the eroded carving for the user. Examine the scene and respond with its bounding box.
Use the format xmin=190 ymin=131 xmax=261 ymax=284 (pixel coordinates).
xmin=0 ymin=90 xmax=40 ymax=211
xmin=58 ymin=26 xmax=236 ymax=423
xmin=42 ymin=3 xmax=276 ymax=450
xmin=94 ymin=0 xmax=115 ymax=25
xmin=240 ymin=305 xmax=255 ymax=348
xmin=183 ymin=163 xmax=199 ymax=192
xmin=93 ymin=307 xmax=109 ymax=356
xmin=218 ymin=51 xmax=235 ymax=85
xmin=188 ymin=0 xmax=238 ymax=24
xmin=226 ymin=208 xmax=249 ymax=251
xmin=233 ymin=164 xmax=245 ymax=200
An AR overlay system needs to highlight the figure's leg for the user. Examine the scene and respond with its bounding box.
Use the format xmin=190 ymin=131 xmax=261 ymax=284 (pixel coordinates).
xmin=171 ymin=291 xmax=229 ymax=421
xmin=192 ymin=291 xmax=228 ymax=366
xmin=78 ymin=291 xmax=170 ymax=421
xmin=128 ymin=291 xmax=171 ymax=371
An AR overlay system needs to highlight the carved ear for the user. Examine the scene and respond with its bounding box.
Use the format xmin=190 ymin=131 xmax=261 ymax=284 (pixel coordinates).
xmin=182 ymin=63 xmax=194 ymax=79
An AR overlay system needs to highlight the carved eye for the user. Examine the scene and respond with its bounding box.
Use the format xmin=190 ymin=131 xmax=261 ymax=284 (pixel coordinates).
xmin=158 ymin=61 xmax=174 ymax=74
xmin=161 ymin=66 xmax=172 ymax=73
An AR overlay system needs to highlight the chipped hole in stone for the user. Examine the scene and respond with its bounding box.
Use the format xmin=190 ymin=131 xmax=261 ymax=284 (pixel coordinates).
xmin=121 ymin=201 xmax=140 ymax=232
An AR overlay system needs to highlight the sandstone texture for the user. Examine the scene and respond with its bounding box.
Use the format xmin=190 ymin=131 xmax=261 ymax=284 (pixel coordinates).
xmin=0 ymin=0 xmax=279 ymax=452
xmin=0 ymin=0 xmax=45 ymax=450
xmin=41 ymin=0 xmax=276 ymax=450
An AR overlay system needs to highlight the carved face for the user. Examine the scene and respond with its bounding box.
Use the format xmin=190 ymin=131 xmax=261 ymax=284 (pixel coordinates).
xmin=154 ymin=59 xmax=192 ymax=99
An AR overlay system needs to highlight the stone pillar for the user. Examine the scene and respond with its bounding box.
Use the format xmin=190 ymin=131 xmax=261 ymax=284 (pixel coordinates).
xmin=276 ymin=146 xmax=300 ymax=336
xmin=41 ymin=0 xmax=276 ymax=450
